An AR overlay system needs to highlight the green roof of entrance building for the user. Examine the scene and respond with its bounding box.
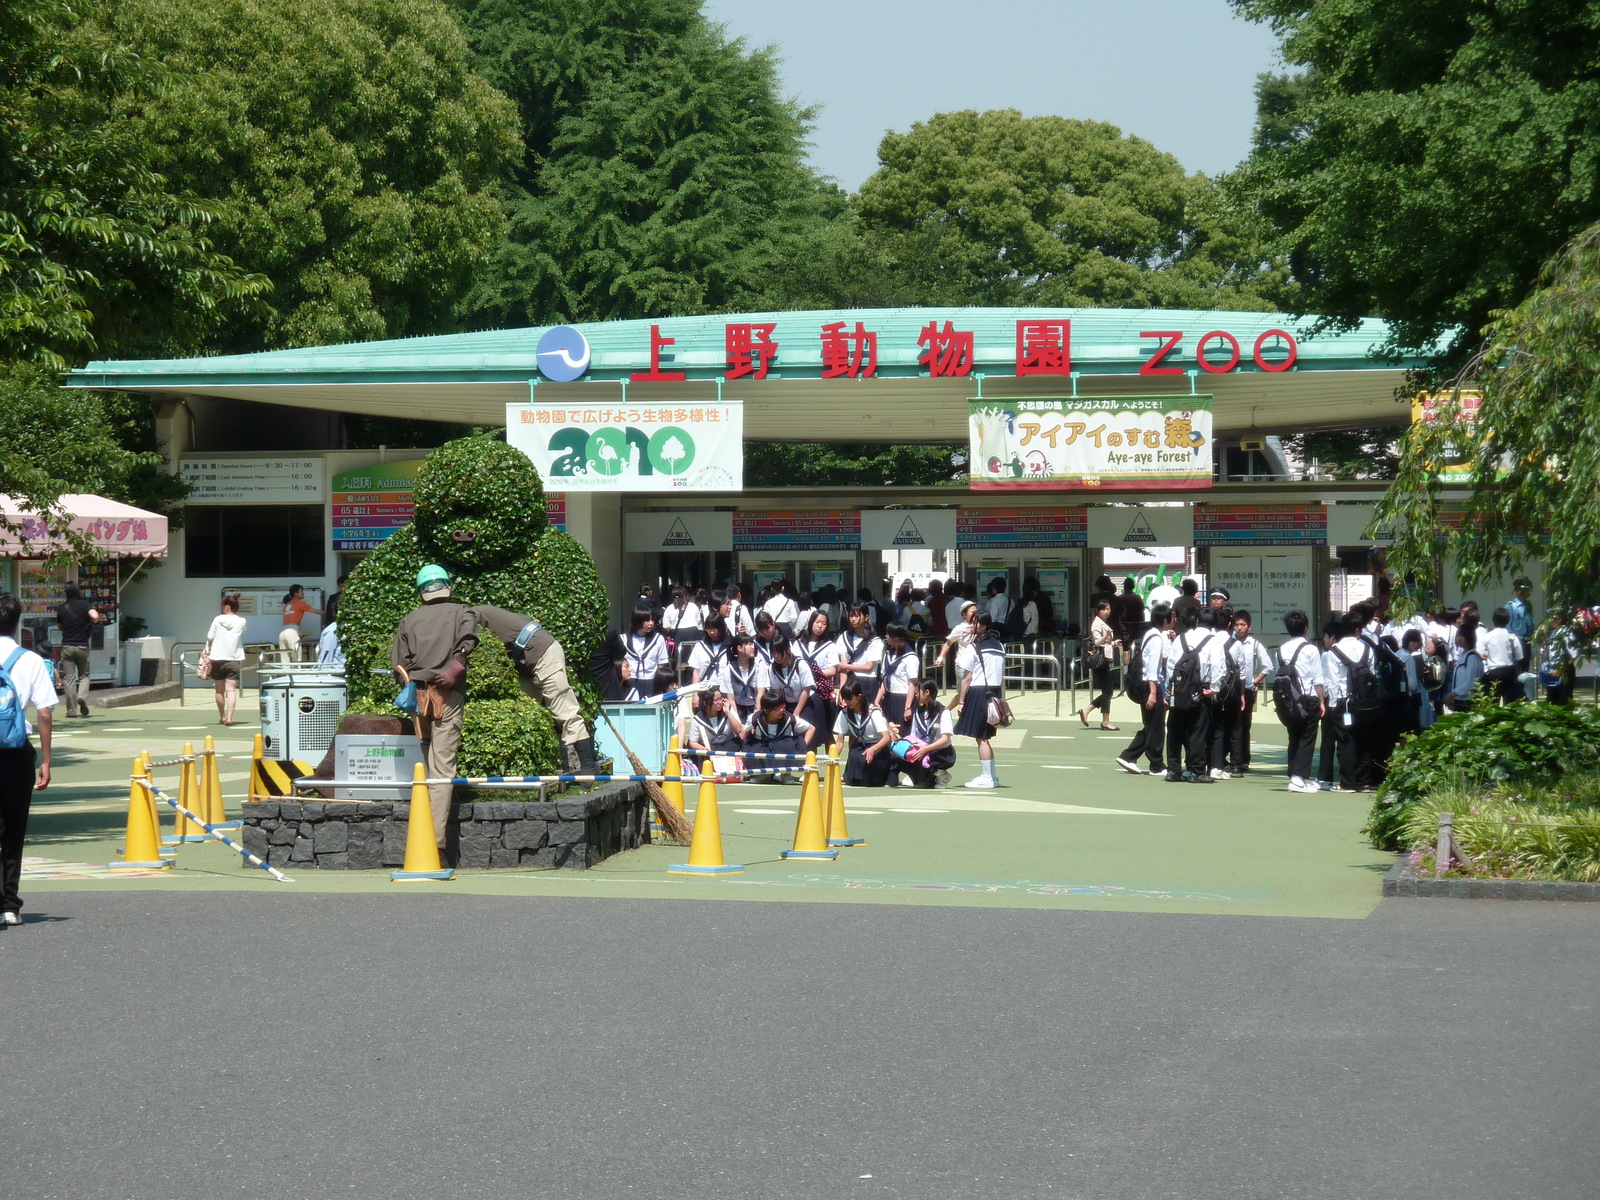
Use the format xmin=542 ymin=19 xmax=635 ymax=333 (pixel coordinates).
xmin=67 ymin=306 xmax=1443 ymax=439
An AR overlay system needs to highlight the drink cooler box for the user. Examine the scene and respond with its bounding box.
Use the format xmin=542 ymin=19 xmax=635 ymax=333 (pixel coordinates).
xmin=594 ymin=703 xmax=674 ymax=775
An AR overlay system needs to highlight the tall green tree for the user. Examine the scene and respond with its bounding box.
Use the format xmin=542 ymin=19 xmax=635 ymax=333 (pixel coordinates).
xmin=848 ymin=109 xmax=1289 ymax=311
xmin=0 ymin=0 xmax=262 ymax=368
xmin=98 ymin=0 xmax=521 ymax=355
xmin=1233 ymin=0 xmax=1600 ymax=360
xmin=1375 ymin=223 xmax=1600 ymax=613
xmin=445 ymin=0 xmax=832 ymax=325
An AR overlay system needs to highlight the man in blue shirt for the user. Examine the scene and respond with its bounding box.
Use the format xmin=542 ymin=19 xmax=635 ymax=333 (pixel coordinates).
xmin=1505 ymin=578 xmax=1535 ymax=672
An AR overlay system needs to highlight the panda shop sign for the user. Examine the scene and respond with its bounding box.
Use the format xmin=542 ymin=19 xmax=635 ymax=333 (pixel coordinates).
xmin=969 ymin=394 xmax=1213 ymax=491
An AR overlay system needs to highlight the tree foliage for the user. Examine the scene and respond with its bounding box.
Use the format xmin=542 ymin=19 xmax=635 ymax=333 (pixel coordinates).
xmin=744 ymin=442 xmax=963 ymax=489
xmin=0 ymin=0 xmax=264 ymax=367
xmin=445 ymin=0 xmax=830 ymax=325
xmin=846 ymin=109 xmax=1289 ymax=311
xmin=1233 ymin=0 xmax=1600 ymax=359
xmin=1375 ymin=222 xmax=1600 ymax=611
xmin=1282 ymin=426 xmax=1403 ymax=481
xmin=98 ymin=0 xmax=520 ymax=355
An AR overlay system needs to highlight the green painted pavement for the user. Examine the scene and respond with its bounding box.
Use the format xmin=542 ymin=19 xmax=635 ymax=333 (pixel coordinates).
xmin=21 ymin=694 xmax=1394 ymax=918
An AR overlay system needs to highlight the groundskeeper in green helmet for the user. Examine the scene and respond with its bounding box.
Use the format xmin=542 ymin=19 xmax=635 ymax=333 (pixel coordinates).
xmin=415 ymin=564 xmax=452 ymax=595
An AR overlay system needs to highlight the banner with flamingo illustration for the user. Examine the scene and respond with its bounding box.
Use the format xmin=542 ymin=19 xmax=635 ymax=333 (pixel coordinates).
xmin=968 ymin=394 xmax=1213 ymax=491
xmin=506 ymin=401 xmax=743 ymax=492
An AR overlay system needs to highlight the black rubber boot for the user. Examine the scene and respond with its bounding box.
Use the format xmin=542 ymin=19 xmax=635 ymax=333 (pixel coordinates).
xmin=573 ymin=738 xmax=608 ymax=774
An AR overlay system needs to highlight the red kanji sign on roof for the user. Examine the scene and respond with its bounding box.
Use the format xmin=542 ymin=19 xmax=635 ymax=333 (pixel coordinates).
xmin=820 ymin=320 xmax=877 ymax=379
xmin=1015 ymin=319 xmax=1071 ymax=377
xmin=918 ymin=320 xmax=973 ymax=378
xmin=630 ymin=324 xmax=687 ymax=382
xmin=726 ymin=323 xmax=779 ymax=380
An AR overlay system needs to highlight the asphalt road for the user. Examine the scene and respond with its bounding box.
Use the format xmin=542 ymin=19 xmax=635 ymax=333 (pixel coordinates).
xmin=3 ymin=893 xmax=1597 ymax=1199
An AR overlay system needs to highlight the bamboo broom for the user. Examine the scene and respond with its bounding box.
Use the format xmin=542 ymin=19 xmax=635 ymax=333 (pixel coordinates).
xmin=597 ymin=709 xmax=694 ymax=844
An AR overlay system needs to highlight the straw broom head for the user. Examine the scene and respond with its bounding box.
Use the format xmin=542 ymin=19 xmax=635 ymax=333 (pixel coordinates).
xmin=597 ymin=710 xmax=693 ymax=844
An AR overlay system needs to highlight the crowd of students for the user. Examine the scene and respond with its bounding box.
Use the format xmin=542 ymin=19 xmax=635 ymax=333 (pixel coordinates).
xmin=594 ymin=577 xmax=1032 ymax=790
xmin=1115 ymin=576 xmax=1580 ymax=794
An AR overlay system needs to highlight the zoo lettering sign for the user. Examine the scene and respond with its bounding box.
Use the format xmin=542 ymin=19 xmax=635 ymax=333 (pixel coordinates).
xmin=504 ymin=401 xmax=744 ymax=492
xmin=968 ymin=395 xmax=1213 ymax=492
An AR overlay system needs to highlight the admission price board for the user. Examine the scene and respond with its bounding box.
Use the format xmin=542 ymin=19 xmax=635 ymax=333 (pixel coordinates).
xmin=733 ymin=511 xmax=861 ymax=551
xmin=1194 ymin=504 xmax=1325 ymax=547
xmin=956 ymin=508 xmax=1087 ymax=549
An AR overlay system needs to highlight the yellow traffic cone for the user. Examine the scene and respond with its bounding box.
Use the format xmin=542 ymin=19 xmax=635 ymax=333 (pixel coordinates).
xmin=825 ymin=738 xmax=864 ymax=847
xmin=167 ymin=742 xmax=208 ymax=842
xmin=138 ymin=750 xmax=168 ymax=850
xmin=249 ymin=733 xmax=266 ymax=802
xmin=668 ymin=760 xmax=745 ymax=875
xmin=662 ymin=736 xmax=686 ymax=814
xmin=202 ymin=734 xmax=238 ymax=828
xmin=781 ymin=749 xmax=839 ymax=860
xmin=391 ymin=762 xmax=454 ymax=880
xmin=109 ymin=757 xmax=172 ymax=870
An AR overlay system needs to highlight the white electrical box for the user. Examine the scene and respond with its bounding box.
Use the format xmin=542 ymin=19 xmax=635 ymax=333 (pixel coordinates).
xmin=259 ymin=664 xmax=346 ymax=760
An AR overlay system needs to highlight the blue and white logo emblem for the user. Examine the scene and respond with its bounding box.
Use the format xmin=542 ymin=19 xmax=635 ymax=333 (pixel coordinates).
xmin=536 ymin=325 xmax=591 ymax=382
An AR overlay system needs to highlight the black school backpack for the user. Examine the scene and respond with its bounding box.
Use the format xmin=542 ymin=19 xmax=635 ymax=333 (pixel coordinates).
xmin=1216 ymin=640 xmax=1244 ymax=705
xmin=1124 ymin=631 xmax=1153 ymax=702
xmin=1336 ymin=643 xmax=1386 ymax=716
xmin=1272 ymin=643 xmax=1318 ymax=725
xmin=999 ymin=596 xmax=1027 ymax=643
xmin=1169 ymin=632 xmax=1210 ymax=711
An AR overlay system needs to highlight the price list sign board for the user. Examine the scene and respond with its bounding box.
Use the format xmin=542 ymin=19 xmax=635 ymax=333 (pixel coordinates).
xmin=181 ymin=457 xmax=325 ymax=504
xmin=733 ymin=511 xmax=861 ymax=551
xmin=956 ymin=508 xmax=1087 ymax=550
xmin=330 ymin=461 xmax=423 ymax=553
xmin=1194 ymin=504 xmax=1326 ymax=546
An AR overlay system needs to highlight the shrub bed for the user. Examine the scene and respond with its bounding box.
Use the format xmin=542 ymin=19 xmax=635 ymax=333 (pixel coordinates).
xmin=1397 ymin=773 xmax=1600 ymax=883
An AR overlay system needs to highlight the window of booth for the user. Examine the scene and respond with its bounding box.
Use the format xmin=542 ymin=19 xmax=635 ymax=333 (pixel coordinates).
xmin=186 ymin=505 xmax=325 ymax=578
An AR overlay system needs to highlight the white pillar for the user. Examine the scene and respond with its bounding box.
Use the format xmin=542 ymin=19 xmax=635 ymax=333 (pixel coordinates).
xmin=556 ymin=491 xmax=626 ymax=626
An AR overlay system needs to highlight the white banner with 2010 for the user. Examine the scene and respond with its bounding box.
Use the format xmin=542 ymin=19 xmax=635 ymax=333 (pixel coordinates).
xmin=506 ymin=401 xmax=743 ymax=492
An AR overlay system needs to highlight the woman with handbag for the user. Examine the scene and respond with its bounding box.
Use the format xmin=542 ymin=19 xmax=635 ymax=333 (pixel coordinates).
xmin=1077 ymin=598 xmax=1122 ymax=730
xmin=954 ymin=609 xmax=1008 ymax=789
xmin=203 ymin=593 xmax=248 ymax=726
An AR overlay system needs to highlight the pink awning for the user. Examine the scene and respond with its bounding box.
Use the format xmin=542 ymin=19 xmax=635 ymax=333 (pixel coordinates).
xmin=0 ymin=493 xmax=169 ymax=559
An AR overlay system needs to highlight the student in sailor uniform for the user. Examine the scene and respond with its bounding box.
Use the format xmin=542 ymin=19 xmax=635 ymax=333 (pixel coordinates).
xmin=1222 ymin=609 xmax=1275 ymax=775
xmin=931 ymin=599 xmax=979 ymax=686
xmin=834 ymin=680 xmax=893 ymax=787
xmin=687 ymin=614 xmax=730 ymax=684
xmin=742 ymin=688 xmax=815 ymax=780
xmin=835 ymin=603 xmax=885 ymax=699
xmin=721 ymin=634 xmax=770 ymax=723
xmin=766 ymin=636 xmax=814 ymax=723
xmin=875 ymin=622 xmax=920 ymax=732
xmin=892 ymin=678 xmax=958 ymax=789
xmin=795 ymin=609 xmax=841 ymax=734
xmin=953 ymin=609 xmax=1007 ymax=789
xmin=623 ymin=606 xmax=669 ymax=701
xmin=686 ymin=685 xmax=745 ymax=756
xmin=752 ymin=612 xmax=779 ymax=666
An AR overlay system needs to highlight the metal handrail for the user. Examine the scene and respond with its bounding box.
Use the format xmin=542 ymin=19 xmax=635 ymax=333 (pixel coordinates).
xmin=1001 ymin=653 xmax=1064 ymax=716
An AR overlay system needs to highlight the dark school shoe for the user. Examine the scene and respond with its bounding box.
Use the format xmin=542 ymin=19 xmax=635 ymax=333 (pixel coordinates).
xmin=1190 ymin=774 xmax=1215 ymax=784
xmin=1164 ymin=772 xmax=1184 ymax=782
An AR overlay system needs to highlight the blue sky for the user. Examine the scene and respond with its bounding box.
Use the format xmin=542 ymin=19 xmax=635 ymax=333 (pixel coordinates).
xmin=701 ymin=0 xmax=1284 ymax=192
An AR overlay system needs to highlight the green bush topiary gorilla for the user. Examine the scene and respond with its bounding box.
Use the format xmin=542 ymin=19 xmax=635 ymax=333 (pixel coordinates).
xmin=338 ymin=435 xmax=608 ymax=777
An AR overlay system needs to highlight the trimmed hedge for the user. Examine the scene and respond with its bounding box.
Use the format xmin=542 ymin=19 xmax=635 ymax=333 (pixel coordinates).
xmin=1365 ymin=701 xmax=1600 ymax=850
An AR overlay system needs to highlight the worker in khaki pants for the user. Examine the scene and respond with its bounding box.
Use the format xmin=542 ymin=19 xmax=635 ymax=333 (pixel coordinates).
xmin=470 ymin=605 xmax=604 ymax=773
xmin=391 ymin=566 xmax=478 ymax=850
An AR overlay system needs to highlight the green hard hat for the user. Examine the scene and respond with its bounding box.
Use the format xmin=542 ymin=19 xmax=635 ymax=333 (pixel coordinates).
xmin=416 ymin=564 xmax=451 ymax=591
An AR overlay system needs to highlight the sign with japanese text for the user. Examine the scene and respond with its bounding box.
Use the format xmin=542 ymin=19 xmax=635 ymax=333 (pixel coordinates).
xmin=330 ymin=459 xmax=423 ymax=552
xmin=1193 ymin=504 xmax=1325 ymax=546
xmin=956 ymin=508 xmax=1087 ymax=549
xmin=733 ymin=511 xmax=860 ymax=551
xmin=1210 ymin=551 xmax=1314 ymax=646
xmin=624 ymin=511 xmax=734 ymax=552
xmin=505 ymin=401 xmax=742 ymax=492
xmin=180 ymin=456 xmax=325 ymax=504
xmin=1086 ymin=505 xmax=1195 ymax=549
xmin=969 ymin=395 xmax=1213 ymax=491
xmin=859 ymin=509 xmax=957 ymax=551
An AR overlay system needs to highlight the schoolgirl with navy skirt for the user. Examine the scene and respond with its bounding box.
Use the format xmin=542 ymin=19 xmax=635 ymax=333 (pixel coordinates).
xmin=954 ymin=609 xmax=1006 ymax=788
xmin=687 ymin=685 xmax=745 ymax=756
xmin=892 ymin=678 xmax=958 ymax=789
xmin=623 ymin=606 xmax=669 ymax=701
xmin=833 ymin=681 xmax=893 ymax=787
xmin=796 ymin=609 xmax=841 ymax=735
xmin=875 ymin=622 xmax=920 ymax=732
xmin=722 ymin=634 xmax=769 ymax=723
xmin=767 ymin=637 xmax=814 ymax=722
xmin=742 ymin=688 xmax=815 ymax=782
xmin=661 ymin=586 xmax=703 ymax=647
xmin=687 ymin=614 xmax=730 ymax=683
xmin=835 ymin=603 xmax=884 ymax=701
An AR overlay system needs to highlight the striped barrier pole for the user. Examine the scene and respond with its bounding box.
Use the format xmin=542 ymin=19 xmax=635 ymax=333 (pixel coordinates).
xmin=143 ymin=779 xmax=295 ymax=883
xmin=291 ymin=768 xmax=813 ymax=790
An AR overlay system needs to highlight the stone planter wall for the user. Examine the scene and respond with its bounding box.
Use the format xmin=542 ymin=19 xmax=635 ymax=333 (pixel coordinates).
xmin=1383 ymin=857 xmax=1600 ymax=901
xmin=239 ymin=783 xmax=651 ymax=871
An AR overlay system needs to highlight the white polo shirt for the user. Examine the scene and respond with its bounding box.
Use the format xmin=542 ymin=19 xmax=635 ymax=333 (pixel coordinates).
xmin=0 ymin=636 xmax=60 ymax=736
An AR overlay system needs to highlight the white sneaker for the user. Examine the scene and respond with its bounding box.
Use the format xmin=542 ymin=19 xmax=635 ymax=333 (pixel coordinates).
xmin=0 ymin=911 xmax=19 ymax=927
xmin=1210 ymin=768 xmax=1229 ymax=781
xmin=1288 ymin=781 xmax=1319 ymax=794
xmin=963 ymin=775 xmax=996 ymax=789
xmin=1115 ymin=757 xmax=1142 ymax=775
